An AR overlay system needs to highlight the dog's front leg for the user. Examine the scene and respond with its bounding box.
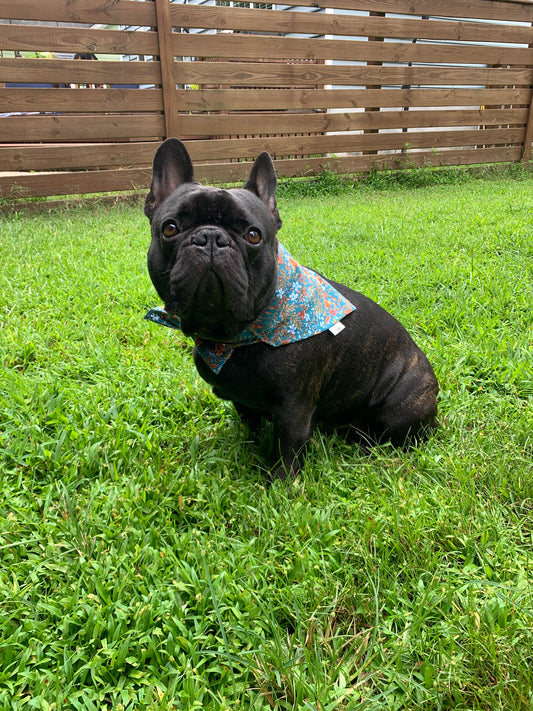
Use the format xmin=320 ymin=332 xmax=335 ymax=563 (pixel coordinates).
xmin=233 ymin=401 xmax=263 ymax=432
xmin=269 ymin=405 xmax=315 ymax=482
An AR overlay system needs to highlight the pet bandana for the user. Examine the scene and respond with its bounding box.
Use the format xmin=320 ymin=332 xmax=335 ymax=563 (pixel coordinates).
xmin=144 ymin=243 xmax=355 ymax=374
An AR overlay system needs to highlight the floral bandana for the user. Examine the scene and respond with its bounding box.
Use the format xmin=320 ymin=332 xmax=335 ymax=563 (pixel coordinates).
xmin=144 ymin=243 xmax=355 ymax=374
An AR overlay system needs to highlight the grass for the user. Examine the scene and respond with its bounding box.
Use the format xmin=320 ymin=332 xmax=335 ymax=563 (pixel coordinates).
xmin=1 ymin=166 xmax=532 ymax=710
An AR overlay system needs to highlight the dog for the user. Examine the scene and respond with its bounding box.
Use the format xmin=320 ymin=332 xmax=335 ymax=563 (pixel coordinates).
xmin=144 ymin=138 xmax=438 ymax=481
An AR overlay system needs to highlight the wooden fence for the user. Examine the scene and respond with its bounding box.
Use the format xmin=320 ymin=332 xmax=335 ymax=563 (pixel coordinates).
xmin=1 ymin=0 xmax=533 ymax=202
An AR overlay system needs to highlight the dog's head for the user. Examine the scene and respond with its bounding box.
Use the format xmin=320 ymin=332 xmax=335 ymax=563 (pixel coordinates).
xmin=145 ymin=138 xmax=282 ymax=341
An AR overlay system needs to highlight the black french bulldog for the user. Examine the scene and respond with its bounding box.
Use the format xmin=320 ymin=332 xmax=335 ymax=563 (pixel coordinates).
xmin=144 ymin=138 xmax=438 ymax=481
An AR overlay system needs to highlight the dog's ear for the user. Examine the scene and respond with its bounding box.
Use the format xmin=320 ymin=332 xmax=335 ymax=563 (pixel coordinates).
xmin=144 ymin=138 xmax=195 ymax=218
xmin=244 ymin=152 xmax=282 ymax=230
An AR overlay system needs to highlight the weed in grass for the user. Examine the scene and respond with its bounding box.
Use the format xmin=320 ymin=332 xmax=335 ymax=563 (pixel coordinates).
xmin=1 ymin=172 xmax=533 ymax=709
xmin=277 ymin=168 xmax=355 ymax=198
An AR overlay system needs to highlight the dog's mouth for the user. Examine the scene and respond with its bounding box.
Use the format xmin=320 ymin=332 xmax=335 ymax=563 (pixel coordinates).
xmin=166 ymin=261 xmax=254 ymax=340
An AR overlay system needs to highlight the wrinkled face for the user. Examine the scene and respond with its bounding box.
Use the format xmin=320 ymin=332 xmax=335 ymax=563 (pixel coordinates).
xmin=147 ymin=184 xmax=279 ymax=340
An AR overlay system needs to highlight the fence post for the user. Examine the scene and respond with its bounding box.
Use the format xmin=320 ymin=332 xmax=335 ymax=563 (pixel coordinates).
xmin=523 ymin=99 xmax=533 ymax=162
xmin=521 ymin=26 xmax=533 ymax=163
xmin=364 ymin=11 xmax=385 ymax=157
xmin=154 ymin=0 xmax=179 ymax=140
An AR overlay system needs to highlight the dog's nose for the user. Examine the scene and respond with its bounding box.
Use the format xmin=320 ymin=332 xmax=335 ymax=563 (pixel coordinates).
xmin=192 ymin=228 xmax=230 ymax=248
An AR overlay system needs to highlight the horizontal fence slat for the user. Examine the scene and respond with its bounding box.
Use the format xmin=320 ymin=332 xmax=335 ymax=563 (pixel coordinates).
xmin=0 ymin=142 xmax=159 ymax=171
xmin=175 ymin=108 xmax=529 ymax=138
xmin=174 ymin=33 xmax=533 ymax=67
xmin=0 ymin=88 xmax=164 ymax=114
xmin=5 ymin=57 xmax=530 ymax=91
xmin=2 ymin=0 xmax=156 ymax=26
xmin=0 ymin=25 xmax=159 ymax=56
xmin=1 ymin=167 xmax=151 ymax=199
xmin=175 ymin=61 xmax=533 ymax=89
xmin=260 ymin=0 xmax=533 ymax=23
xmin=172 ymin=5 xmax=533 ymax=44
xmin=5 ymin=0 xmax=531 ymax=27
xmin=186 ymin=146 xmax=526 ymax=182
xmin=0 ymin=57 xmax=161 ymax=85
xmin=175 ymin=88 xmax=532 ymax=112
xmin=351 ymin=0 xmax=533 ymax=22
xmin=0 ymin=115 xmax=165 ymax=142
xmin=178 ymin=127 xmax=525 ymax=162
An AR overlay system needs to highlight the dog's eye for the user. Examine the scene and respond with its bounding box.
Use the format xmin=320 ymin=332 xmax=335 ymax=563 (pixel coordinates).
xmin=162 ymin=221 xmax=179 ymax=239
xmin=246 ymin=229 xmax=262 ymax=245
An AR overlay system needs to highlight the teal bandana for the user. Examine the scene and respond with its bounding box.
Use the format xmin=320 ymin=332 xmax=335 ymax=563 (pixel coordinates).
xmin=144 ymin=243 xmax=355 ymax=374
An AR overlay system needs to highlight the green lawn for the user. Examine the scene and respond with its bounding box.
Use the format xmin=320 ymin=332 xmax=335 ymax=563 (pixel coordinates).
xmin=1 ymin=168 xmax=532 ymax=710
